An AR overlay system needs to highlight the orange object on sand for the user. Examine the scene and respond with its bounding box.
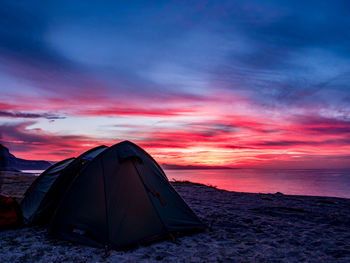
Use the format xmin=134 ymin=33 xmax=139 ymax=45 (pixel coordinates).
xmin=0 ymin=194 xmax=23 ymax=229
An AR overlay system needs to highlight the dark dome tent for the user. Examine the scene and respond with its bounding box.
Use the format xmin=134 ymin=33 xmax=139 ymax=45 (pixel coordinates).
xmin=21 ymin=145 xmax=108 ymax=225
xmin=49 ymin=141 xmax=205 ymax=249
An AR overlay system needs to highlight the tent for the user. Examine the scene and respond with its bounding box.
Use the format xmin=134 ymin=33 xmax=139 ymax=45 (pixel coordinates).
xmin=49 ymin=141 xmax=205 ymax=249
xmin=21 ymin=146 xmax=108 ymax=225
xmin=0 ymin=194 xmax=22 ymax=230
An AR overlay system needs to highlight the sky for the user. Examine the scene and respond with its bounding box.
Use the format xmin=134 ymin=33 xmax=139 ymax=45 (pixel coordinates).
xmin=1 ymin=0 xmax=350 ymax=168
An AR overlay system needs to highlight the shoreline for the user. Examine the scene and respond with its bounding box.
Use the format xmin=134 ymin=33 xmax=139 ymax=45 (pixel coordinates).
xmin=1 ymin=171 xmax=350 ymax=262
xmin=171 ymin=179 xmax=350 ymax=200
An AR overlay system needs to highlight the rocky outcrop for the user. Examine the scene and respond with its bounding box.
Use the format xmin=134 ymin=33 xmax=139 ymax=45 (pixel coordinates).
xmin=0 ymin=144 xmax=51 ymax=171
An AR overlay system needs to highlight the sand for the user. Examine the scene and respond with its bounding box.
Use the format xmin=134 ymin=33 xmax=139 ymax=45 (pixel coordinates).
xmin=1 ymin=172 xmax=350 ymax=262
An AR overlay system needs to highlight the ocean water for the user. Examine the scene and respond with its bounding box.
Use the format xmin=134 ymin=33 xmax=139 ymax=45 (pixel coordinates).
xmin=24 ymin=168 xmax=350 ymax=198
xmin=165 ymin=169 xmax=350 ymax=199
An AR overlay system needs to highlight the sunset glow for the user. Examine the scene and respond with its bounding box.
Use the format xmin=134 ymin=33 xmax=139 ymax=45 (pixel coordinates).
xmin=1 ymin=1 xmax=350 ymax=168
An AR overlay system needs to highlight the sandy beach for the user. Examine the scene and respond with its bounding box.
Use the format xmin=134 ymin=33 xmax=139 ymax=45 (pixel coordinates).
xmin=1 ymin=172 xmax=350 ymax=262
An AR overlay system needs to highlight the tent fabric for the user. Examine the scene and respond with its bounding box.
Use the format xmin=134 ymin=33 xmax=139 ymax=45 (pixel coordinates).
xmin=49 ymin=141 xmax=205 ymax=249
xmin=21 ymin=146 xmax=108 ymax=225
xmin=21 ymin=157 xmax=76 ymax=224
xmin=0 ymin=194 xmax=23 ymax=230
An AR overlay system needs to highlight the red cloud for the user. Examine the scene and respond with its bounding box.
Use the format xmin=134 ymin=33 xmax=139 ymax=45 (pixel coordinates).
xmin=77 ymin=107 xmax=195 ymax=117
xmin=1 ymin=96 xmax=350 ymax=169
xmin=0 ymin=122 xmax=113 ymax=161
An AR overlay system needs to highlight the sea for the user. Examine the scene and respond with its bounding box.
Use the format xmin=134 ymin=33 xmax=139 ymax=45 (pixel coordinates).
xmin=166 ymin=168 xmax=350 ymax=199
xmin=23 ymin=168 xmax=350 ymax=199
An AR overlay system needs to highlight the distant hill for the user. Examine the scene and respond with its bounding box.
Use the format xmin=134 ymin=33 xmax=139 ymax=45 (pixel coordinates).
xmin=0 ymin=144 xmax=52 ymax=171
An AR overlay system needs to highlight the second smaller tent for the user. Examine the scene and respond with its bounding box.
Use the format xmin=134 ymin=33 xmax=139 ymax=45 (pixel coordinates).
xmin=21 ymin=146 xmax=108 ymax=225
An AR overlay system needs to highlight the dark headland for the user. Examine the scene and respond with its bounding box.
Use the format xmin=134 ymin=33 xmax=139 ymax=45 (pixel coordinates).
xmin=0 ymin=144 xmax=51 ymax=172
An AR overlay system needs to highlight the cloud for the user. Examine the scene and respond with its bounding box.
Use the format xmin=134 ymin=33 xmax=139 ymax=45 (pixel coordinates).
xmin=0 ymin=1 xmax=350 ymax=168
xmin=253 ymin=139 xmax=350 ymax=148
xmin=0 ymin=111 xmax=65 ymax=120
xmin=293 ymin=115 xmax=350 ymax=135
xmin=1 ymin=0 xmax=349 ymax=110
xmin=77 ymin=106 xmax=196 ymax=117
xmin=0 ymin=121 xmax=109 ymax=160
